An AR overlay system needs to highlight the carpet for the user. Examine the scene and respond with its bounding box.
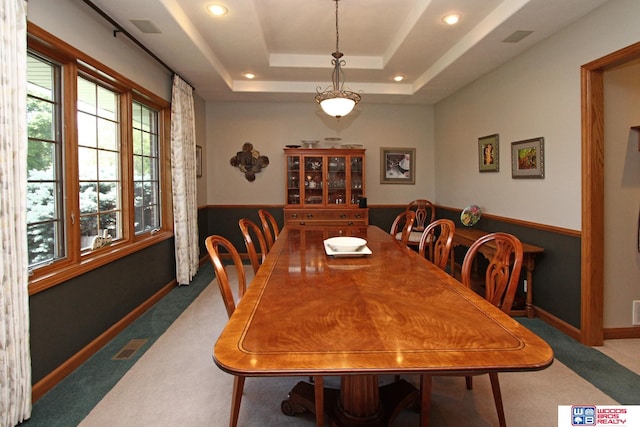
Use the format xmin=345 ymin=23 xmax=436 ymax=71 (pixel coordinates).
xmin=22 ymin=263 xmax=638 ymax=426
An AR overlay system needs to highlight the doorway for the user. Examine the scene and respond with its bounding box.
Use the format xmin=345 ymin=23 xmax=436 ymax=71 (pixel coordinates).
xmin=581 ymin=41 xmax=640 ymax=345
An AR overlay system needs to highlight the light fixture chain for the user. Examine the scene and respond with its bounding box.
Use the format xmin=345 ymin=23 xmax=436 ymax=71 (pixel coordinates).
xmin=335 ymin=0 xmax=340 ymax=54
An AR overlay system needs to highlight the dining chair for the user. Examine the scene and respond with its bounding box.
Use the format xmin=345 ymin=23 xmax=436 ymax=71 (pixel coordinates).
xmin=418 ymin=218 xmax=455 ymax=272
xmin=421 ymin=232 xmax=523 ymax=427
xmin=390 ymin=210 xmax=416 ymax=246
xmin=206 ymin=234 xmax=325 ymax=427
xmin=404 ymin=199 xmax=436 ymax=249
xmin=205 ymin=235 xmax=247 ymax=427
xmin=238 ymin=218 xmax=268 ymax=274
xmin=258 ymin=209 xmax=280 ymax=251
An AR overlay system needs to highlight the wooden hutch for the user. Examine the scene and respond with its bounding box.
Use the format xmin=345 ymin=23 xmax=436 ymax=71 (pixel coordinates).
xmin=284 ymin=147 xmax=368 ymax=226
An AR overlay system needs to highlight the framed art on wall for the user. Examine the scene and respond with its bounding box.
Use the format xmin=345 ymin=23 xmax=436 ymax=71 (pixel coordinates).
xmin=478 ymin=134 xmax=499 ymax=172
xmin=511 ymin=137 xmax=544 ymax=179
xmin=380 ymin=147 xmax=415 ymax=184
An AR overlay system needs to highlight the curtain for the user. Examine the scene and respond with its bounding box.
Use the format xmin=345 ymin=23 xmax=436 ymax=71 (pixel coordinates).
xmin=170 ymin=75 xmax=199 ymax=285
xmin=0 ymin=0 xmax=32 ymax=425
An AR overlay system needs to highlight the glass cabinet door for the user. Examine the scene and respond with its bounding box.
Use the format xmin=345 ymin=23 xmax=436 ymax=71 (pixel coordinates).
xmin=303 ymin=156 xmax=323 ymax=205
xmin=350 ymin=155 xmax=364 ymax=205
xmin=286 ymin=155 xmax=301 ymax=205
xmin=327 ymin=156 xmax=347 ymax=205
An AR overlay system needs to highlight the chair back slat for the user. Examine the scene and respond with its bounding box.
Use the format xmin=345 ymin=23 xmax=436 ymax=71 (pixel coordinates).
xmin=460 ymin=232 xmax=524 ymax=315
xmin=239 ymin=218 xmax=269 ymax=274
xmin=390 ymin=210 xmax=416 ymax=246
xmin=406 ymin=199 xmax=435 ymax=232
xmin=418 ymin=219 xmax=455 ymax=271
xmin=205 ymin=235 xmax=247 ymax=319
xmin=258 ymin=209 xmax=280 ymax=251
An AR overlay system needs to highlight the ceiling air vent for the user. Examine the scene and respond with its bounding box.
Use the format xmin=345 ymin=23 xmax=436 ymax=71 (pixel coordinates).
xmin=130 ymin=20 xmax=161 ymax=34
xmin=502 ymin=30 xmax=533 ymax=43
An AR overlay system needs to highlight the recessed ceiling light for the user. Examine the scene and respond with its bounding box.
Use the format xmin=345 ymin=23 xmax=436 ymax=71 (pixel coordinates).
xmin=208 ymin=4 xmax=228 ymax=16
xmin=442 ymin=13 xmax=460 ymax=25
xmin=393 ymin=75 xmax=404 ymax=82
xmin=244 ymin=73 xmax=255 ymax=79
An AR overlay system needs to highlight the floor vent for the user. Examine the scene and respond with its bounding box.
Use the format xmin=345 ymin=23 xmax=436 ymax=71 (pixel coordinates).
xmin=112 ymin=339 xmax=148 ymax=360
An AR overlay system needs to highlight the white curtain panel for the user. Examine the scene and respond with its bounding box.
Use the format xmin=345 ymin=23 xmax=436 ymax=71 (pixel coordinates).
xmin=170 ymin=76 xmax=199 ymax=285
xmin=0 ymin=0 xmax=32 ymax=425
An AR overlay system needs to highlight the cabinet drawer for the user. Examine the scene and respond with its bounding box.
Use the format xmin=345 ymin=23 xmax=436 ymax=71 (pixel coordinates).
xmin=284 ymin=208 xmax=368 ymax=226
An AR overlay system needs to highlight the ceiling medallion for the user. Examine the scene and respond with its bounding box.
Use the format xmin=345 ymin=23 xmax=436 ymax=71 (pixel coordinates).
xmin=315 ymin=0 xmax=361 ymax=119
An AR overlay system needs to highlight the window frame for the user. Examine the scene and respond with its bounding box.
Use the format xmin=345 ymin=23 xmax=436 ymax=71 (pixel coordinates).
xmin=27 ymin=23 xmax=174 ymax=295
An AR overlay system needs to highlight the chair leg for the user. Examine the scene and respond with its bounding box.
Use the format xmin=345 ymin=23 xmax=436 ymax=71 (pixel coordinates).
xmin=230 ymin=375 xmax=245 ymax=427
xmin=420 ymin=375 xmax=432 ymax=427
xmin=488 ymin=372 xmax=506 ymax=427
xmin=465 ymin=375 xmax=473 ymax=390
xmin=313 ymin=376 xmax=324 ymax=427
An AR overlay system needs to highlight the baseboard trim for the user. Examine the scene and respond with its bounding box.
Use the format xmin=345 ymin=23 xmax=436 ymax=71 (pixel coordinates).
xmin=604 ymin=327 xmax=640 ymax=339
xmin=32 ymin=279 xmax=177 ymax=402
xmin=534 ymin=306 xmax=582 ymax=342
xmin=534 ymin=306 xmax=640 ymax=341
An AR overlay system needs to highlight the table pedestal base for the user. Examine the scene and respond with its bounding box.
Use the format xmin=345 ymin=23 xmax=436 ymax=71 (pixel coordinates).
xmin=281 ymin=377 xmax=418 ymax=427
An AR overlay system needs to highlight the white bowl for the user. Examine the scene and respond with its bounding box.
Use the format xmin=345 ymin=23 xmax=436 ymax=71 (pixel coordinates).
xmin=324 ymin=237 xmax=367 ymax=252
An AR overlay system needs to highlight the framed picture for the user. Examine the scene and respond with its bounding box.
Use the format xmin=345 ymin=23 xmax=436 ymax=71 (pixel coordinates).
xmin=195 ymin=145 xmax=202 ymax=178
xmin=478 ymin=134 xmax=499 ymax=172
xmin=380 ymin=147 xmax=415 ymax=184
xmin=511 ymin=137 xmax=544 ymax=179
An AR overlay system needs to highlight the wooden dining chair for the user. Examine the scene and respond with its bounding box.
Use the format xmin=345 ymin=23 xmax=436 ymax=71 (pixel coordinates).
xmin=206 ymin=234 xmax=325 ymax=427
xmin=421 ymin=232 xmax=523 ymax=427
xmin=404 ymin=199 xmax=436 ymax=249
xmin=258 ymin=209 xmax=280 ymax=251
xmin=205 ymin=235 xmax=247 ymax=427
xmin=418 ymin=218 xmax=455 ymax=272
xmin=390 ymin=210 xmax=416 ymax=246
xmin=238 ymin=218 xmax=268 ymax=274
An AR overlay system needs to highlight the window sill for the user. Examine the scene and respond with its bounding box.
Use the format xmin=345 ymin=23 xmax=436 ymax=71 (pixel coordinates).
xmin=28 ymin=230 xmax=174 ymax=296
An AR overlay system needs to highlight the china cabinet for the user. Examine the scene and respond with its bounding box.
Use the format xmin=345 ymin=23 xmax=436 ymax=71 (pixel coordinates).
xmin=284 ymin=148 xmax=368 ymax=226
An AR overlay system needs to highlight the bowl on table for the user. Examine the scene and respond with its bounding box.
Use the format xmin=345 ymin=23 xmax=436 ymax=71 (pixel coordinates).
xmin=324 ymin=237 xmax=367 ymax=252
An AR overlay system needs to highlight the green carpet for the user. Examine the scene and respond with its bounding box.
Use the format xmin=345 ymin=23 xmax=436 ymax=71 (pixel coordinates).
xmin=517 ymin=317 xmax=640 ymax=405
xmin=21 ymin=270 xmax=639 ymax=425
xmin=22 ymin=262 xmax=214 ymax=427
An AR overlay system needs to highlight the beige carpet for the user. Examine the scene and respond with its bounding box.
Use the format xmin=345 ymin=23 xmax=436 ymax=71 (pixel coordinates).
xmin=79 ymin=269 xmax=631 ymax=427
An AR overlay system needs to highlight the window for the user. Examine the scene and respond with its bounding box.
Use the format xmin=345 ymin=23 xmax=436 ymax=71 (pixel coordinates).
xmin=132 ymin=102 xmax=161 ymax=234
xmin=26 ymin=53 xmax=65 ymax=267
xmin=27 ymin=25 xmax=172 ymax=294
xmin=77 ymin=77 xmax=122 ymax=249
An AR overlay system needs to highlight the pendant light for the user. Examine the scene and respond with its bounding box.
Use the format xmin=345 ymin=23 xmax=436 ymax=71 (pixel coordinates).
xmin=315 ymin=0 xmax=361 ymax=118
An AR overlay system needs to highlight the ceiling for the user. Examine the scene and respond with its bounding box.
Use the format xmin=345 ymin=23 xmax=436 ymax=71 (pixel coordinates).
xmin=86 ymin=0 xmax=610 ymax=105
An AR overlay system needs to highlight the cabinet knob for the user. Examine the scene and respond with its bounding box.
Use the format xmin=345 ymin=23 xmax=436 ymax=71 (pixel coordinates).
xmin=306 ymin=213 xmax=313 ymax=219
xmin=355 ymin=213 xmax=361 ymax=218
xmin=347 ymin=221 xmax=354 ymax=225
xmin=299 ymin=221 xmax=306 ymax=226
xmin=340 ymin=214 xmax=346 ymax=218
xmin=292 ymin=213 xmax=298 ymax=219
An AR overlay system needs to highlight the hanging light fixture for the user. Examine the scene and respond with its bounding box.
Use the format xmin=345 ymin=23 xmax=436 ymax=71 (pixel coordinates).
xmin=315 ymin=0 xmax=361 ymax=118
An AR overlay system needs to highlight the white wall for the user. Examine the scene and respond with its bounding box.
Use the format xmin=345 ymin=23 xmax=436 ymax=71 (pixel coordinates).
xmin=434 ymin=0 xmax=640 ymax=231
xmin=205 ymin=102 xmax=435 ymax=205
xmin=603 ymin=58 xmax=640 ymax=327
xmin=28 ymin=0 xmax=171 ymax=102
xmin=434 ymin=0 xmax=640 ymax=328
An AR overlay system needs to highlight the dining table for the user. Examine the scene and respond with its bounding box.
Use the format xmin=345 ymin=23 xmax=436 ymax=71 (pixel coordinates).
xmin=213 ymin=225 xmax=554 ymax=427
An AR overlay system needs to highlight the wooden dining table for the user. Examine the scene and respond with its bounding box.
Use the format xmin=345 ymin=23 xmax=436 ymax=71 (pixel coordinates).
xmin=213 ymin=225 xmax=554 ymax=427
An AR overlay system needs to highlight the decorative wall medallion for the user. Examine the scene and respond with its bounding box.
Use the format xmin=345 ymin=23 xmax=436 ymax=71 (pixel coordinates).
xmin=230 ymin=142 xmax=269 ymax=182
